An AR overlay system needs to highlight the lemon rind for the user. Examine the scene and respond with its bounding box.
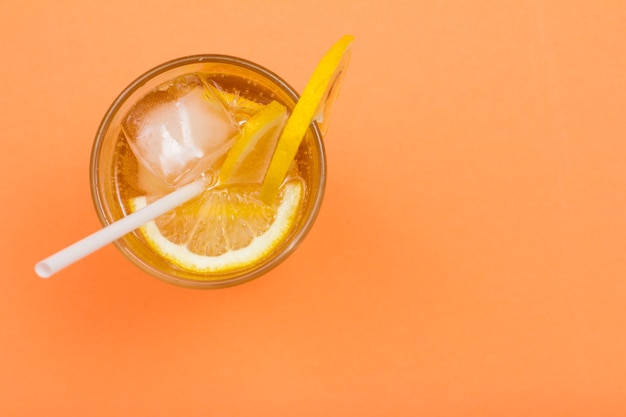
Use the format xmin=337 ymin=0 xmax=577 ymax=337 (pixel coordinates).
xmin=260 ymin=34 xmax=354 ymax=203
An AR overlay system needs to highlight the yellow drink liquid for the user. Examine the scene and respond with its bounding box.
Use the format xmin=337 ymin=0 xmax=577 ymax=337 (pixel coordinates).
xmin=91 ymin=56 xmax=325 ymax=288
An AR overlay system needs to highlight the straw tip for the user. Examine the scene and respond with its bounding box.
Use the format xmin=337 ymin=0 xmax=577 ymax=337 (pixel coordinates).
xmin=35 ymin=262 xmax=53 ymax=278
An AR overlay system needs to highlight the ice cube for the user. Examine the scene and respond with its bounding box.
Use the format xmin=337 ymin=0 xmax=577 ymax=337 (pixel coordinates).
xmin=123 ymin=76 xmax=239 ymax=187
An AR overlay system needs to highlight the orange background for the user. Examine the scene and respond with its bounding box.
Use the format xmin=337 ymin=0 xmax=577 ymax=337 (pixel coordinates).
xmin=1 ymin=0 xmax=625 ymax=415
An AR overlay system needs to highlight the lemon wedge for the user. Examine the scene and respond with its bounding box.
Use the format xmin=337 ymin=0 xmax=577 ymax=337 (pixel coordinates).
xmin=130 ymin=180 xmax=303 ymax=275
xmin=219 ymin=100 xmax=287 ymax=185
xmin=260 ymin=34 xmax=354 ymax=203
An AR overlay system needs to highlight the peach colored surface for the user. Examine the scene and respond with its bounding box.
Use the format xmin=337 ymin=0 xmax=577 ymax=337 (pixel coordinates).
xmin=1 ymin=0 xmax=625 ymax=415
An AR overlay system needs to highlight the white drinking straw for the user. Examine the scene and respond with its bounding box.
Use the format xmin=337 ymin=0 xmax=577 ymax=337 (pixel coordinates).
xmin=35 ymin=176 xmax=209 ymax=278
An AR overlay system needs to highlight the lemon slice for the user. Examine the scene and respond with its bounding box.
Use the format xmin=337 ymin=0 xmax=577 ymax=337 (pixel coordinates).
xmin=219 ymin=100 xmax=287 ymax=185
xmin=260 ymin=34 xmax=354 ymax=203
xmin=130 ymin=180 xmax=303 ymax=274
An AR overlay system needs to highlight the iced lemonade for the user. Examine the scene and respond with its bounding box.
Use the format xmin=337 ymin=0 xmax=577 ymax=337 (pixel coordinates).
xmin=90 ymin=36 xmax=352 ymax=288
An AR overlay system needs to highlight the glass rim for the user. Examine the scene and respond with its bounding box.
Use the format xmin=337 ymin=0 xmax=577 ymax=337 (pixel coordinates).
xmin=90 ymin=54 xmax=326 ymax=289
